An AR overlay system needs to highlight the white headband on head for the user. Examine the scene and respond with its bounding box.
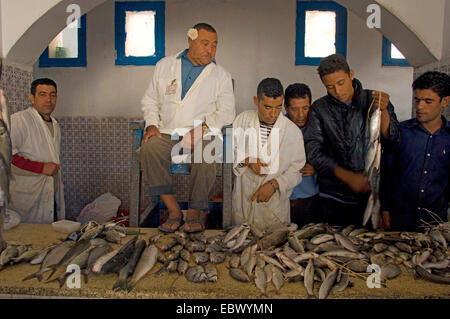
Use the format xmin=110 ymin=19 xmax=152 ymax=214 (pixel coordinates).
xmin=187 ymin=28 xmax=198 ymax=40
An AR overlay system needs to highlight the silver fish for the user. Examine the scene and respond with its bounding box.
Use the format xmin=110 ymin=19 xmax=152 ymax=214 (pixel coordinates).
xmin=11 ymin=248 xmax=44 ymax=264
xmin=342 ymin=225 xmax=355 ymax=237
xmin=334 ymin=233 xmax=359 ymax=252
xmin=230 ymin=268 xmax=250 ymax=282
xmin=167 ymin=260 xmax=178 ymax=273
xmin=245 ymin=246 xmax=257 ymax=276
xmin=205 ymin=264 xmax=218 ymax=282
xmin=373 ymin=243 xmax=388 ymax=253
xmin=288 ymin=235 xmax=305 ymax=253
xmin=112 ymin=239 xmax=146 ymax=291
xmin=380 ymin=262 xmax=402 ymax=280
xmin=30 ymin=245 xmax=55 ymax=265
xmin=84 ymin=244 xmax=113 ymax=281
xmin=180 ymin=249 xmax=191 ymax=262
xmin=254 ymin=267 xmax=267 ymax=295
xmin=177 ymin=260 xmax=189 ymax=275
xmin=128 ymin=244 xmax=158 ymax=291
xmin=304 ymin=259 xmax=315 ymax=298
xmin=271 ymin=266 xmax=284 ymax=291
xmin=293 ymin=224 xmax=326 ymax=239
xmin=185 ymin=265 xmax=207 ymax=283
xmin=229 ymin=255 xmax=240 ymax=268
xmin=332 ymin=273 xmax=350 ymax=292
xmin=264 ymin=264 xmax=273 ymax=283
xmin=224 ymin=224 xmax=245 ymax=244
xmin=209 ymin=251 xmax=226 ymax=264
xmin=230 ymin=225 xmax=250 ymax=251
xmin=193 ymin=252 xmax=209 ymax=264
xmin=92 ymin=248 xmax=119 ymax=274
xmin=23 ymin=241 xmax=75 ymax=282
xmin=322 ymin=249 xmax=368 ymax=260
xmin=311 ymin=233 xmax=334 ymax=245
xmin=186 ymin=241 xmax=206 ymax=252
xmin=394 ymin=242 xmax=413 ymax=254
xmin=318 ymin=268 xmax=338 ymax=299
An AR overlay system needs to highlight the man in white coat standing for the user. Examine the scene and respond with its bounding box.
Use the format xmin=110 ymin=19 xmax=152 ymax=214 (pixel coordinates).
xmin=9 ymin=78 xmax=65 ymax=224
xmin=232 ymin=78 xmax=306 ymax=231
xmin=140 ymin=23 xmax=235 ymax=233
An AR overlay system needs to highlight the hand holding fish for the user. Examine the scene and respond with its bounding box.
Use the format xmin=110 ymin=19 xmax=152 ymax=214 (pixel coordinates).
xmin=141 ymin=125 xmax=161 ymax=144
xmin=371 ymin=91 xmax=390 ymax=111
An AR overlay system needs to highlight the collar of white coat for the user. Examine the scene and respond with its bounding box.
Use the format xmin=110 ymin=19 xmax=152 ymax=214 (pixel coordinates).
xmin=171 ymin=50 xmax=216 ymax=101
xmin=176 ymin=48 xmax=217 ymax=64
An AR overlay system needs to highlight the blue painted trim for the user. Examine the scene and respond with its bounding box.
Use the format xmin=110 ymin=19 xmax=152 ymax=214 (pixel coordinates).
xmin=295 ymin=1 xmax=347 ymax=66
xmin=382 ymin=36 xmax=410 ymax=67
xmin=39 ymin=15 xmax=87 ymax=68
xmin=115 ymin=1 xmax=165 ymax=66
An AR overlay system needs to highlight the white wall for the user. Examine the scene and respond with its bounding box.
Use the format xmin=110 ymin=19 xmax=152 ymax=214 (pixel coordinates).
xmin=34 ymin=0 xmax=413 ymax=121
xmin=0 ymin=0 xmax=62 ymax=58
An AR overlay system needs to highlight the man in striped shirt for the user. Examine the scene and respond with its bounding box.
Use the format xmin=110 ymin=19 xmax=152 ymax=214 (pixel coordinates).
xmin=231 ymin=78 xmax=306 ymax=230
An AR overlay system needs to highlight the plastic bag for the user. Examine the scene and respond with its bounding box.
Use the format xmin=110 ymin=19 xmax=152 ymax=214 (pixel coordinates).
xmin=77 ymin=193 xmax=121 ymax=224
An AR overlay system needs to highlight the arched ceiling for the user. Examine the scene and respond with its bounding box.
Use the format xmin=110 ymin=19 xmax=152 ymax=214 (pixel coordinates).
xmin=5 ymin=0 xmax=439 ymax=68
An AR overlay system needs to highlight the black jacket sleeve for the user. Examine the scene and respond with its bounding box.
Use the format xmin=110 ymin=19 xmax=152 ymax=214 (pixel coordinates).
xmin=304 ymin=103 xmax=337 ymax=177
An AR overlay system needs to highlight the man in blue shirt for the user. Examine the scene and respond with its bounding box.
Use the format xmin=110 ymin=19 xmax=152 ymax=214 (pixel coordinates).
xmin=284 ymin=83 xmax=319 ymax=227
xmin=381 ymin=71 xmax=450 ymax=231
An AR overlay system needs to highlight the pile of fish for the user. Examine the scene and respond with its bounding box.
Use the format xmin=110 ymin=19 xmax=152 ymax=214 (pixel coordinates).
xmin=221 ymin=221 xmax=450 ymax=298
xmin=0 ymin=219 xmax=449 ymax=297
xmin=0 ymin=220 xmax=159 ymax=292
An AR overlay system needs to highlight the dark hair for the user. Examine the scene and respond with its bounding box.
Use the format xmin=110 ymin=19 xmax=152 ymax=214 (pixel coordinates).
xmin=31 ymin=78 xmax=57 ymax=95
xmin=257 ymin=78 xmax=284 ymax=100
xmin=193 ymin=23 xmax=217 ymax=34
xmin=284 ymin=83 xmax=312 ymax=107
xmin=317 ymin=54 xmax=350 ymax=79
xmin=412 ymin=71 xmax=450 ymax=99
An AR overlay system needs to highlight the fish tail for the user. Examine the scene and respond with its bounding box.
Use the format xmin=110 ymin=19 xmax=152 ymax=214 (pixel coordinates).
xmin=22 ymin=271 xmax=40 ymax=282
xmin=112 ymin=279 xmax=127 ymax=292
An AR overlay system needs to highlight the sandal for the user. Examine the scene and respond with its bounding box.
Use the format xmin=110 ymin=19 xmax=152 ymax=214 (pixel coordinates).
xmin=158 ymin=217 xmax=184 ymax=233
xmin=183 ymin=218 xmax=206 ymax=233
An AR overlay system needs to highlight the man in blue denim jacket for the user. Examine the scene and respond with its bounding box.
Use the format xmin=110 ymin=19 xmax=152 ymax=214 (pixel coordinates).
xmin=284 ymin=83 xmax=319 ymax=227
xmin=381 ymin=71 xmax=450 ymax=231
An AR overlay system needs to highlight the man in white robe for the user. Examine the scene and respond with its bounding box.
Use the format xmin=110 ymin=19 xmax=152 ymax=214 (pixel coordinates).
xmin=9 ymin=78 xmax=65 ymax=224
xmin=232 ymin=78 xmax=306 ymax=231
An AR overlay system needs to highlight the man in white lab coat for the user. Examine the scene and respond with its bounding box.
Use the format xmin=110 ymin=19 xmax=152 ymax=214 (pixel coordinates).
xmin=139 ymin=23 xmax=235 ymax=233
xmin=9 ymin=78 xmax=65 ymax=224
xmin=231 ymin=78 xmax=306 ymax=231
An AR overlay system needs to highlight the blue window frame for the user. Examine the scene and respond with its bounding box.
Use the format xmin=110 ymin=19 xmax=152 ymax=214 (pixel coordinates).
xmin=115 ymin=1 xmax=165 ymax=66
xmin=39 ymin=15 xmax=87 ymax=68
xmin=382 ymin=37 xmax=410 ymax=67
xmin=295 ymin=1 xmax=347 ymax=66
